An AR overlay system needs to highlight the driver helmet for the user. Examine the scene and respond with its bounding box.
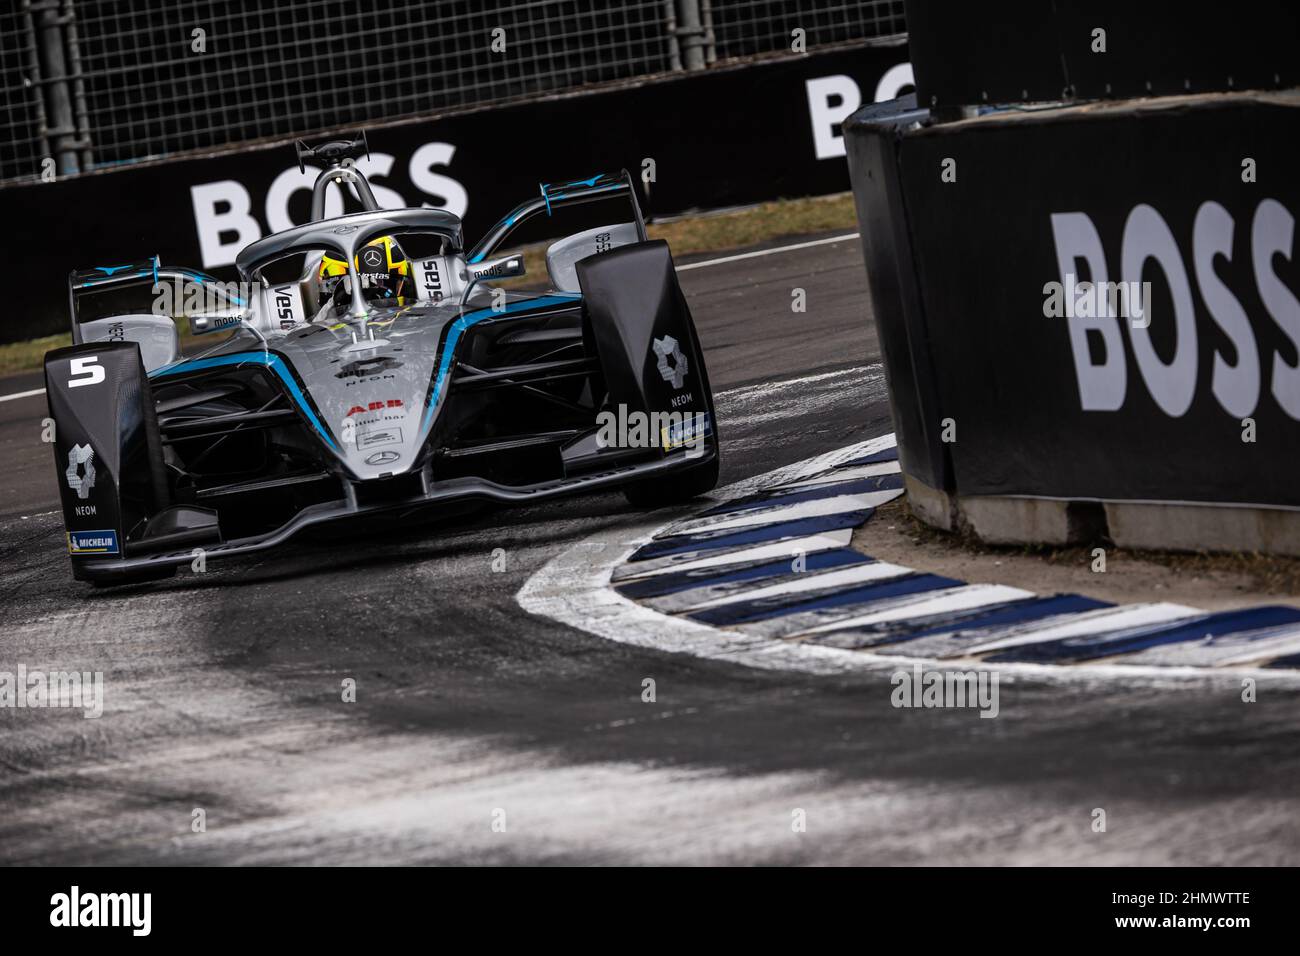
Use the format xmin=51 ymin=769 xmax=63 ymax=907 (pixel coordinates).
xmin=319 ymin=235 xmax=409 ymax=305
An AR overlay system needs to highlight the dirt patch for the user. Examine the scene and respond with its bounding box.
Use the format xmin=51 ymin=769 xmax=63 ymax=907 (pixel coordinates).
xmin=855 ymin=497 xmax=1300 ymax=612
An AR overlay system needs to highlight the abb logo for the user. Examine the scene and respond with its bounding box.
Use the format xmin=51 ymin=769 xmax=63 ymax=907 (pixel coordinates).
xmin=345 ymin=399 xmax=403 ymax=416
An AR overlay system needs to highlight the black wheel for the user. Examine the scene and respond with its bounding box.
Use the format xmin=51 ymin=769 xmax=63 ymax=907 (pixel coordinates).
xmin=623 ymin=448 xmax=720 ymax=508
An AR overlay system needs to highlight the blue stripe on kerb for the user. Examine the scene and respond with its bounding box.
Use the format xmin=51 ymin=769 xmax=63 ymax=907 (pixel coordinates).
xmin=614 ymin=550 xmax=869 ymax=600
xmin=631 ymin=511 xmax=871 ymax=561
xmin=984 ymin=605 xmax=1300 ymax=665
xmin=606 ymin=427 xmax=1300 ymax=671
xmin=806 ymin=594 xmax=1114 ymax=650
xmin=686 ymin=572 xmax=961 ymax=626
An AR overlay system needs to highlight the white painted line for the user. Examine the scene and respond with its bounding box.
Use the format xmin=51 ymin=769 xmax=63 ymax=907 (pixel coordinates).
xmin=0 ymin=386 xmax=44 ymax=404
xmin=794 ymin=584 xmax=1037 ymax=636
xmin=685 ymin=561 xmax=914 ymax=611
xmin=4 ymin=362 xmax=875 ymax=408
xmin=0 ymin=242 xmax=866 ymax=404
xmin=963 ymin=603 xmax=1200 ymax=656
xmin=0 ymin=353 xmax=875 ymax=406
xmin=662 ymin=488 xmax=902 ymax=537
xmin=676 ymin=233 xmax=860 ymax=272
xmin=716 ymin=364 xmax=879 ymax=401
xmin=616 ymin=528 xmax=854 ymax=581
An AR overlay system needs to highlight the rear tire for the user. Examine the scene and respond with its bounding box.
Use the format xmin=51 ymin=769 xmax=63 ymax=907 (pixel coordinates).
xmin=623 ymin=449 xmax=720 ymax=508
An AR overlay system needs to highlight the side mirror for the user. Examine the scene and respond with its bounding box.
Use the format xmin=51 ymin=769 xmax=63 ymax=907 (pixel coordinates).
xmin=467 ymin=253 xmax=526 ymax=282
xmin=460 ymin=253 xmax=527 ymax=307
xmin=188 ymin=305 xmax=246 ymax=335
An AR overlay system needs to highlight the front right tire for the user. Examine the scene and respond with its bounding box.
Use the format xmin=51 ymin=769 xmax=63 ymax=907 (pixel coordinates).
xmin=622 ymin=448 xmax=720 ymax=508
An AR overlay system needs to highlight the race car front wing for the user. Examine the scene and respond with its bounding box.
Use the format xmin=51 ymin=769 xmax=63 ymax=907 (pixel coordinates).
xmin=69 ymin=444 xmax=716 ymax=583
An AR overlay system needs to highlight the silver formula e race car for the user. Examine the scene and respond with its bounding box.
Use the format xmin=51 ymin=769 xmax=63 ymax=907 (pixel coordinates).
xmin=45 ymin=137 xmax=718 ymax=586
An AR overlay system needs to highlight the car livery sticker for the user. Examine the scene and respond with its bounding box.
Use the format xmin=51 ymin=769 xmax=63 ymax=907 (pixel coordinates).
xmin=661 ymin=412 xmax=712 ymax=451
xmin=68 ymin=530 xmax=120 ymax=555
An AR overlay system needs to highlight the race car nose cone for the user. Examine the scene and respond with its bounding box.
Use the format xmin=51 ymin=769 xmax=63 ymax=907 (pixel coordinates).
xmin=339 ymin=337 xmax=391 ymax=354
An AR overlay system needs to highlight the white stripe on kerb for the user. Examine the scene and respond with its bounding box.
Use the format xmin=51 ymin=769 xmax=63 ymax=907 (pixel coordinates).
xmin=685 ymin=561 xmax=915 ymax=611
xmin=774 ymin=460 xmax=901 ymax=488
xmin=617 ymin=529 xmax=854 ymax=580
xmin=663 ymin=489 xmax=901 ymax=537
xmin=795 ymin=584 xmax=1037 ymax=636
xmin=1201 ymin=631 xmax=1300 ymax=668
xmin=963 ymin=603 xmax=1200 ymax=655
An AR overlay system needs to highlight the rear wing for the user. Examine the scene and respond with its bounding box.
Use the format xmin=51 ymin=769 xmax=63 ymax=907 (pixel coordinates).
xmin=69 ymin=259 xmax=161 ymax=344
xmin=69 ymin=258 xmax=161 ymax=291
xmin=467 ymin=170 xmax=646 ymax=264
xmin=69 ymin=258 xmax=245 ymax=342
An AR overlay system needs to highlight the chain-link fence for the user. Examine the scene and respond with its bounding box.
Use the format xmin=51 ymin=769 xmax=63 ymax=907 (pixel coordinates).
xmin=1 ymin=0 xmax=906 ymax=186
xmin=711 ymin=0 xmax=906 ymax=60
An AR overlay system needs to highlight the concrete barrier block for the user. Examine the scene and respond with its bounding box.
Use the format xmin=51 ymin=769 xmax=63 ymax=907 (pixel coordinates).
xmin=1106 ymin=502 xmax=1300 ymax=557
xmin=958 ymin=496 xmax=1073 ymax=547
xmin=903 ymin=473 xmax=954 ymax=532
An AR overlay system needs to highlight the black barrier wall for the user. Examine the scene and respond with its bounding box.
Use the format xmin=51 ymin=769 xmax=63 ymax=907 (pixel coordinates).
xmin=905 ymin=0 xmax=1297 ymax=109
xmin=0 ymin=43 xmax=909 ymax=343
xmin=847 ymin=92 xmax=1300 ymax=510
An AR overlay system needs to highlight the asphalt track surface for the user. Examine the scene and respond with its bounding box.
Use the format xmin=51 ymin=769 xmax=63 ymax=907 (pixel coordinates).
xmin=1 ymin=234 xmax=1298 ymax=865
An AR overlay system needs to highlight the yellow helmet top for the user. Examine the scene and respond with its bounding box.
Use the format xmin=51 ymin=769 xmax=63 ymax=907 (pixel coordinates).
xmin=319 ymin=236 xmax=409 ymax=300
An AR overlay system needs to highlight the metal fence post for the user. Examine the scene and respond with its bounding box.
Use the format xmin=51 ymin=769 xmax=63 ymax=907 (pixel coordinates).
xmin=664 ymin=0 xmax=682 ymax=71
xmin=675 ymin=0 xmax=708 ymax=70
xmin=699 ymin=0 xmax=716 ymax=65
xmin=64 ymin=0 xmax=93 ymax=172
xmin=32 ymin=0 xmax=80 ymax=175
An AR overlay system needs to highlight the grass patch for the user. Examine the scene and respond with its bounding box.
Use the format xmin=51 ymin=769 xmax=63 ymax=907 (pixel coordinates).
xmin=649 ymin=192 xmax=856 ymax=253
xmin=499 ymin=192 xmax=856 ymax=288
xmin=0 ymin=332 xmax=70 ymax=378
xmin=0 ymin=323 xmax=221 ymax=378
xmin=0 ymin=193 xmax=859 ymax=376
